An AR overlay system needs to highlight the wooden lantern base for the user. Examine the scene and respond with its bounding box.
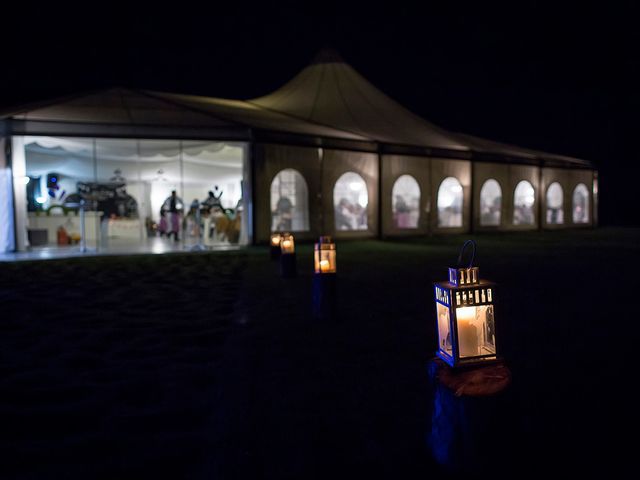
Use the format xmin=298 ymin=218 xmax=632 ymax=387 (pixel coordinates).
xmin=280 ymin=252 xmax=297 ymax=278
xmin=312 ymin=273 xmax=336 ymax=320
xmin=427 ymin=357 xmax=512 ymax=473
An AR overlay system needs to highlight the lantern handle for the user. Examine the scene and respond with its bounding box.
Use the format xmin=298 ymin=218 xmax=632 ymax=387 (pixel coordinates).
xmin=457 ymin=240 xmax=477 ymax=268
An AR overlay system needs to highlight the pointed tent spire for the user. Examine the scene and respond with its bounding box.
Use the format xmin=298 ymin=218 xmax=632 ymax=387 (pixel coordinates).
xmin=250 ymin=50 xmax=468 ymax=150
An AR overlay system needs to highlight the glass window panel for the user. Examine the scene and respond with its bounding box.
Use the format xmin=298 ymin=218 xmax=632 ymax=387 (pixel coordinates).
xmin=333 ymin=172 xmax=368 ymax=231
xmin=479 ymin=179 xmax=502 ymax=226
xmin=95 ymin=139 xmax=143 ymax=246
xmin=392 ymin=174 xmax=420 ymax=229
xmin=182 ymin=141 xmax=246 ymax=246
xmin=572 ymin=183 xmax=590 ymax=223
xmin=546 ymin=182 xmax=564 ymax=224
xmin=513 ymin=180 xmax=535 ymax=225
xmin=437 ymin=177 xmax=463 ymax=227
xmin=437 ymin=302 xmax=453 ymax=356
xmin=23 ymin=136 xmax=98 ymax=248
xmin=270 ymin=168 xmax=310 ymax=232
xmin=456 ymin=305 xmax=496 ymax=358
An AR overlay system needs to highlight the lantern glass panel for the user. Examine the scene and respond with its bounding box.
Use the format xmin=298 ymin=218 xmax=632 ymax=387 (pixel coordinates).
xmin=455 ymin=305 xmax=496 ymax=358
xmin=270 ymin=234 xmax=281 ymax=247
xmin=280 ymin=234 xmax=295 ymax=254
xmin=314 ymin=249 xmax=336 ymax=273
xmin=436 ymin=302 xmax=453 ymax=357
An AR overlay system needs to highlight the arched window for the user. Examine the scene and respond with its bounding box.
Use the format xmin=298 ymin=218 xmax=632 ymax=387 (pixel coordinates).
xmin=333 ymin=172 xmax=368 ymax=231
xmin=437 ymin=177 xmax=463 ymax=228
xmin=513 ymin=180 xmax=536 ymax=225
xmin=479 ymin=179 xmax=502 ymax=226
xmin=270 ymin=168 xmax=309 ymax=232
xmin=392 ymin=174 xmax=420 ymax=229
xmin=546 ymin=182 xmax=564 ymax=224
xmin=572 ymin=183 xmax=590 ymax=224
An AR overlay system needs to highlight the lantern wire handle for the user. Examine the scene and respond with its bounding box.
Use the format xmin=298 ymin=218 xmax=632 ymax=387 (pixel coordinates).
xmin=457 ymin=240 xmax=477 ymax=268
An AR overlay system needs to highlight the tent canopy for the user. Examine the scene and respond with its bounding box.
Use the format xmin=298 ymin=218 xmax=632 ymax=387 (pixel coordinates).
xmin=250 ymin=50 xmax=468 ymax=151
xmin=0 ymin=51 xmax=593 ymax=168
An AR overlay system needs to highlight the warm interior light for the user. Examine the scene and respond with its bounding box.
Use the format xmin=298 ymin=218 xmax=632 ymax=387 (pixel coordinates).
xmin=456 ymin=306 xmax=479 ymax=357
xmin=270 ymin=235 xmax=281 ymax=246
xmin=280 ymin=233 xmax=295 ymax=253
xmin=357 ymin=192 xmax=368 ymax=208
xmin=314 ymin=236 xmax=336 ymax=273
xmin=439 ymin=192 xmax=454 ymax=208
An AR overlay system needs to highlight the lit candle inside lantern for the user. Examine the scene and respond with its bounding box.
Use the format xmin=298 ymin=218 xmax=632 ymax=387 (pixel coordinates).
xmin=271 ymin=235 xmax=281 ymax=246
xmin=282 ymin=239 xmax=292 ymax=250
xmin=456 ymin=306 xmax=479 ymax=357
xmin=314 ymin=236 xmax=336 ymax=274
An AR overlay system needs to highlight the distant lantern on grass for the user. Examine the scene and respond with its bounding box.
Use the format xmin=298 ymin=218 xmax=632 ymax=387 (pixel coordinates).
xmin=312 ymin=236 xmax=337 ymax=320
xmin=314 ymin=236 xmax=337 ymax=274
xmin=280 ymin=232 xmax=297 ymax=277
xmin=270 ymin=233 xmax=282 ymax=259
xmin=434 ymin=240 xmax=498 ymax=367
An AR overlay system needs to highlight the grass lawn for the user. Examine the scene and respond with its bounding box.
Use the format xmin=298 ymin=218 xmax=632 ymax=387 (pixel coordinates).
xmin=1 ymin=227 xmax=637 ymax=478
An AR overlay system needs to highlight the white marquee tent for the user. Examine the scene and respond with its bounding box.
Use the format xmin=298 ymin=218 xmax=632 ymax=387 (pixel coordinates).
xmin=0 ymin=50 xmax=597 ymax=253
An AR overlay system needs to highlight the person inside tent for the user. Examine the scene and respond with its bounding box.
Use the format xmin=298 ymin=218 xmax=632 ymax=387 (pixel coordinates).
xmin=161 ymin=190 xmax=183 ymax=242
xmin=274 ymin=195 xmax=293 ymax=231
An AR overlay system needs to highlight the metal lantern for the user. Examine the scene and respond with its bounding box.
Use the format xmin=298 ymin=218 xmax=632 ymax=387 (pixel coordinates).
xmin=312 ymin=235 xmax=337 ymax=320
xmin=279 ymin=232 xmax=296 ymax=277
xmin=314 ymin=236 xmax=337 ymax=274
xmin=270 ymin=233 xmax=282 ymax=259
xmin=434 ymin=240 xmax=498 ymax=367
xmin=280 ymin=233 xmax=295 ymax=254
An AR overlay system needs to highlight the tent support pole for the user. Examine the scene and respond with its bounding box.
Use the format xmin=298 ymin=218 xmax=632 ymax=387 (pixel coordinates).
xmin=250 ymin=134 xmax=257 ymax=245
xmin=377 ymin=147 xmax=383 ymax=239
xmin=469 ymin=160 xmax=475 ymax=233
xmin=538 ymin=161 xmax=544 ymax=231
xmin=5 ymin=137 xmax=18 ymax=252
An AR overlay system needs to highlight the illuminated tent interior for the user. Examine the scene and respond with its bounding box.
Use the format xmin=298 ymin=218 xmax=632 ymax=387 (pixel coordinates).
xmin=0 ymin=50 xmax=597 ymax=253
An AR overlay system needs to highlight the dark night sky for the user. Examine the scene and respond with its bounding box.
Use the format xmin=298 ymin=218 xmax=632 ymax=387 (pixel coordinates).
xmin=3 ymin=2 xmax=638 ymax=225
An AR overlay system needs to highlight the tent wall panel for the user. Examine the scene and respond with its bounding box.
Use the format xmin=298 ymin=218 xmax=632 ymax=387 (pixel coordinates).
xmin=430 ymin=158 xmax=471 ymax=234
xmin=254 ymin=143 xmax=322 ymax=243
xmin=322 ymin=149 xmax=378 ymax=238
xmin=504 ymin=164 xmax=540 ymax=231
xmin=473 ymin=162 xmax=509 ymax=231
xmin=568 ymin=169 xmax=595 ymax=226
xmin=381 ymin=154 xmax=430 ymax=236
xmin=541 ymin=168 xmax=571 ymax=229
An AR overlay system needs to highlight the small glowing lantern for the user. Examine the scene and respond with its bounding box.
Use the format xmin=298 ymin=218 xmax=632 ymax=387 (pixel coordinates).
xmin=269 ymin=233 xmax=282 ymax=259
xmin=312 ymin=235 xmax=337 ymax=320
xmin=314 ymin=236 xmax=337 ymax=274
xmin=279 ymin=232 xmax=297 ymax=277
xmin=280 ymin=233 xmax=295 ymax=254
xmin=434 ymin=240 xmax=498 ymax=367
